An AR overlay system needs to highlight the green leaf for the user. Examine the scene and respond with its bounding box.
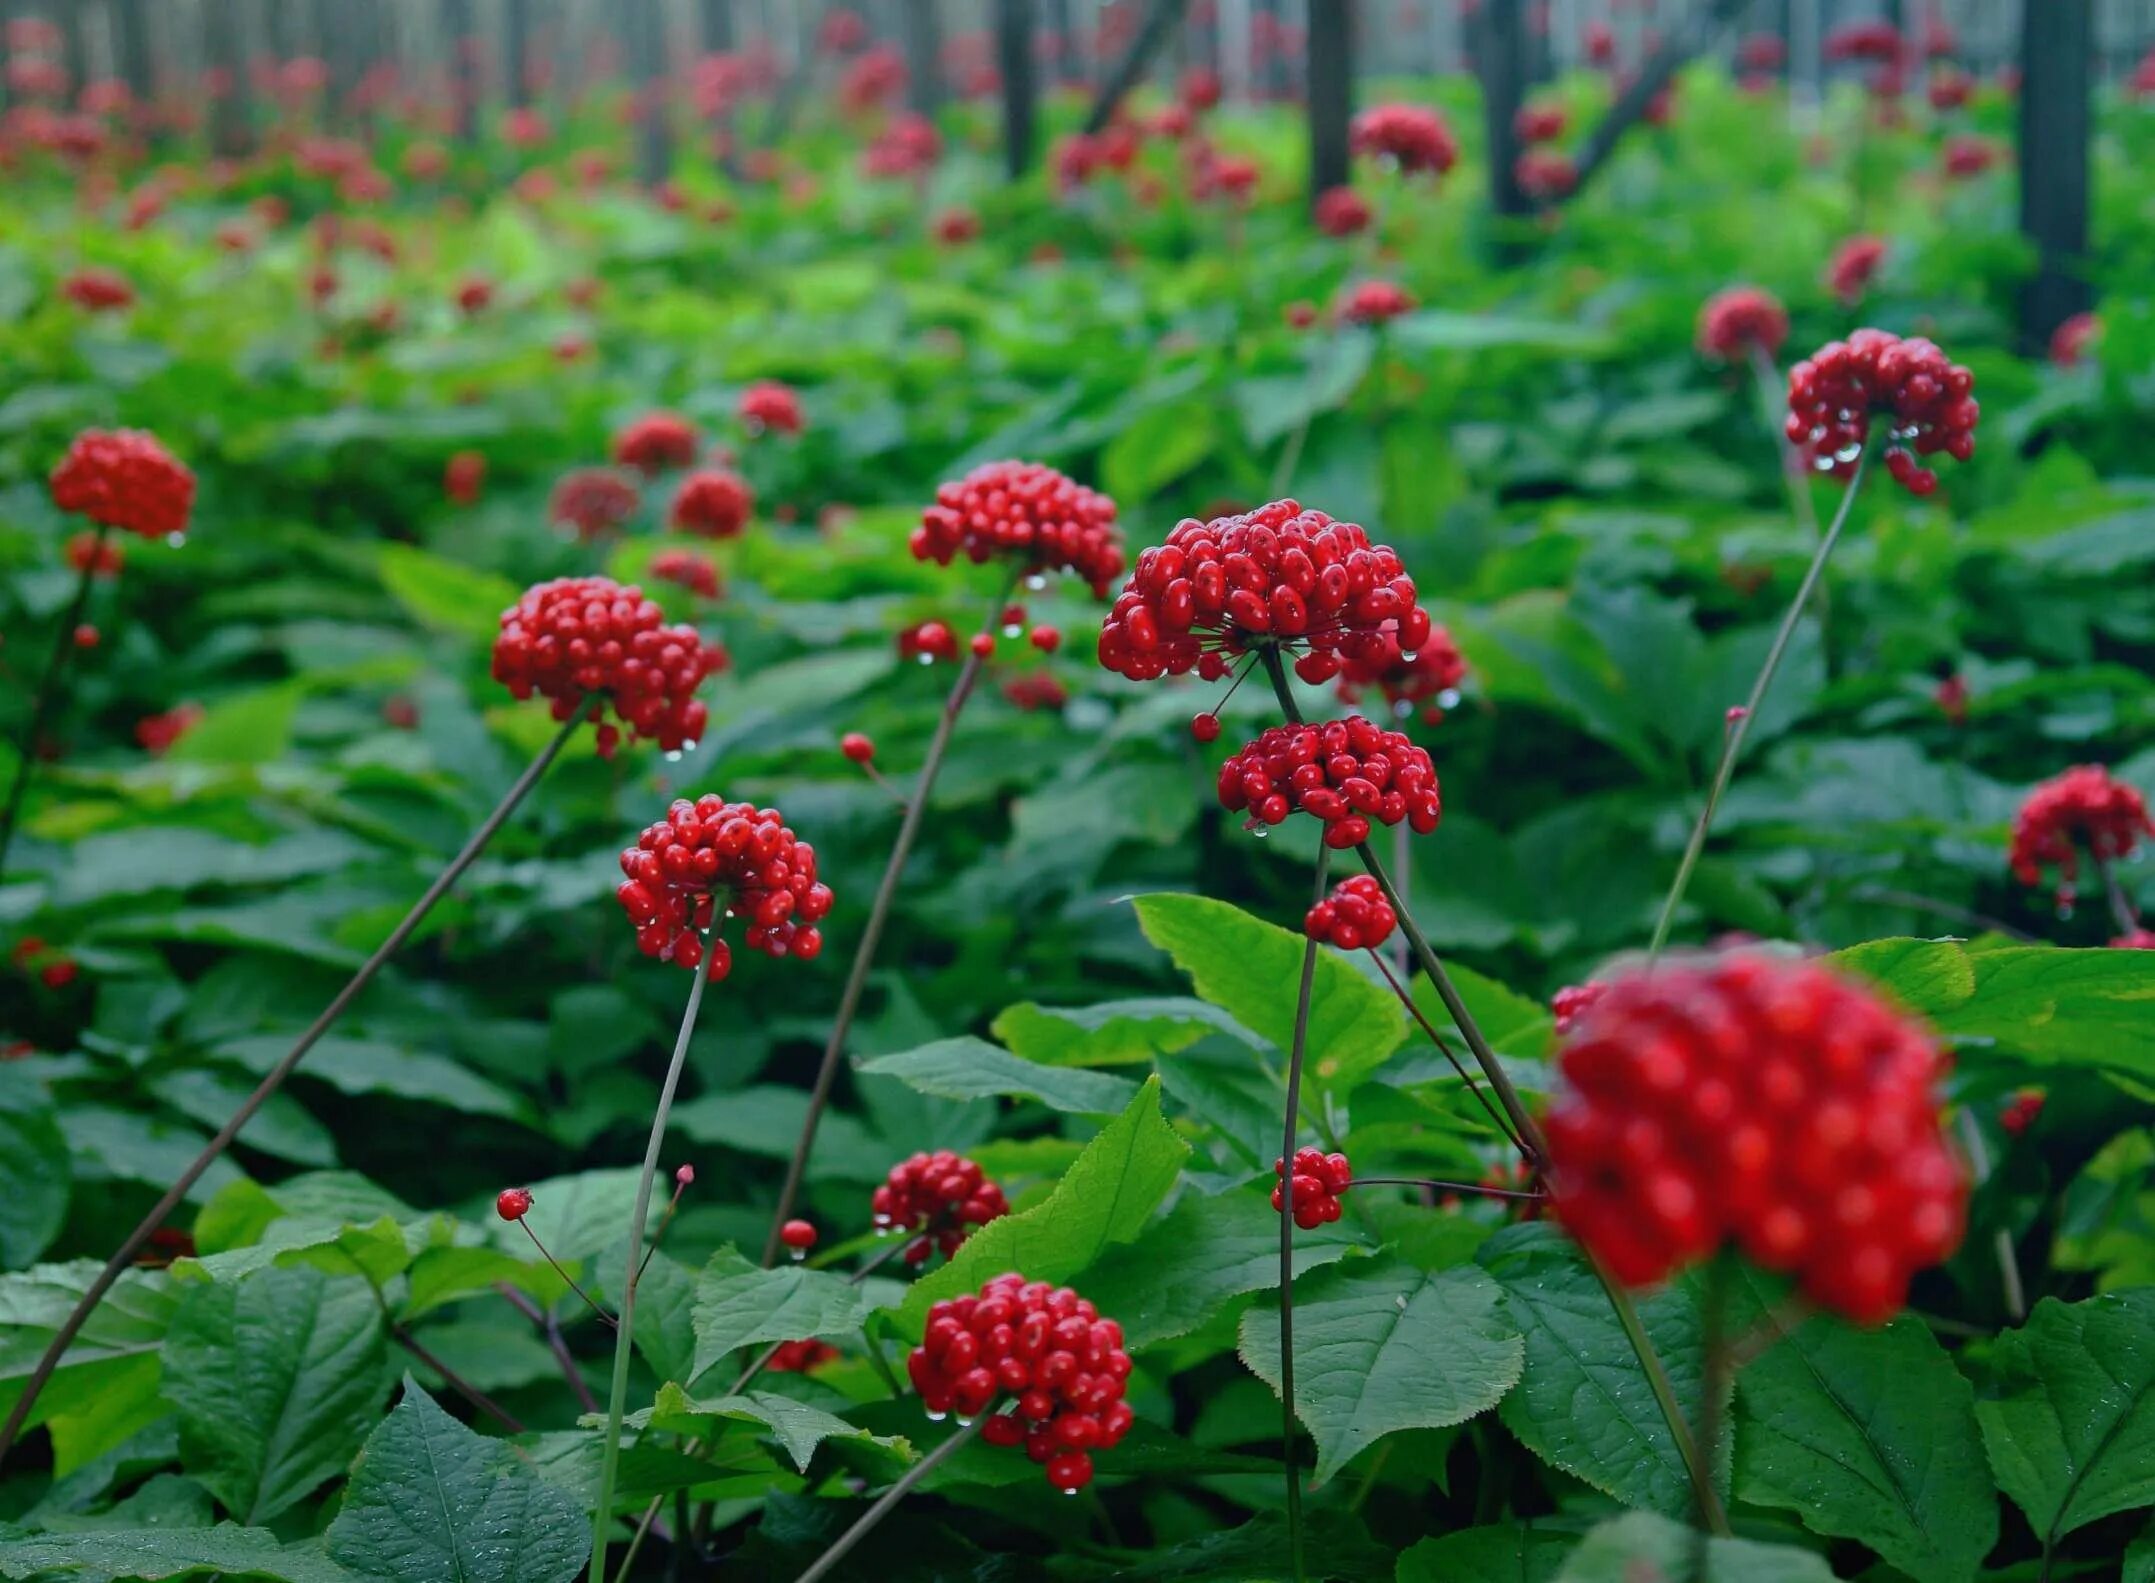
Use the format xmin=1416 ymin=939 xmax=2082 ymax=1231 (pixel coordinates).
xmin=0 ymin=1263 xmax=179 ymax=1435
xmin=164 ymin=1268 xmax=392 ymax=1523
xmin=1974 ymin=1291 xmax=2155 ymax=1549
xmin=1080 ymin=1189 xmax=1358 ymax=1351
xmin=1132 ymin=893 xmax=1405 ymax=1091
xmin=855 ymin=1037 xmax=1139 ymax=1114
xmin=667 ymin=1086 xmax=883 ymax=1182
xmin=1553 ymin=1511 xmax=1835 ymax=1582
xmin=899 ymin=1076 xmax=1190 ymax=1330
xmin=1238 ymin=1258 xmax=1523 ymax=1484
xmin=1828 ymin=937 xmax=1978 ymax=1020
xmin=1736 ymin=1309 xmax=1996 ymax=1583
xmin=689 ymin=1249 xmax=875 ymax=1383
xmin=1930 ymin=947 xmax=2155 ymax=1076
xmin=991 ymin=997 xmax=1231 ymax=1068
xmin=1102 ymin=399 xmax=1217 ymax=503
xmin=1397 ymin=1524 xmax=1575 ymax=1583
xmin=376 ymin=543 xmax=520 ymax=643
xmin=624 ymin=1381 xmax=911 ymax=1474
xmin=1391 ymin=310 xmax=1600 ymax=352
xmin=165 ymin=685 xmax=304 ymax=767
xmin=0 ymin=1525 xmax=358 ymax=1582
xmin=217 ymin=1038 xmax=535 ymax=1126
xmin=326 ymin=1378 xmax=588 ymax=1583
xmin=0 ymin=1070 xmax=70 ymax=1269
xmin=1479 ymin=1224 xmax=1718 ymax=1519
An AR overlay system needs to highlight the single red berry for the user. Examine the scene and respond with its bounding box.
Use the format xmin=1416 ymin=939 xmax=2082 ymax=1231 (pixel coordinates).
xmin=73 ymin=624 xmax=99 ymax=649
xmin=675 ymin=1163 xmax=696 ymax=1186
xmin=1190 ymin=713 xmax=1221 ymax=743
xmin=898 ymin=620 xmax=959 ymax=664
xmin=1029 ymin=625 xmax=1061 ymax=653
xmin=497 ymin=1187 xmax=534 ymax=1221
xmin=780 ymin=1219 xmax=818 ymax=1252
xmin=39 ymin=959 xmax=78 ymax=990
xmin=969 ymin=631 xmax=995 ymax=658
xmin=841 ymin=732 xmax=876 ymax=764
xmin=444 ymin=450 xmax=487 ymax=505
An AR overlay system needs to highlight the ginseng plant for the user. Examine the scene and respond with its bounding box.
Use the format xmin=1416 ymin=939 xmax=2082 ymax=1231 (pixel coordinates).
xmin=759 ymin=460 xmax=1125 ymax=1264
xmin=0 ymin=574 xmax=726 ymax=1465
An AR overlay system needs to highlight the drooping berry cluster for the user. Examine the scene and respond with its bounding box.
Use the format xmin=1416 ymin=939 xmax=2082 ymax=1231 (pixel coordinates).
xmin=1273 ymin=1146 xmax=1353 ymax=1228
xmin=616 ymin=795 xmax=832 ymax=974
xmin=1217 ymin=717 xmax=1441 ymax=849
xmin=911 ymin=461 xmax=1125 ymax=595
xmin=912 ymin=1274 xmax=1134 ymax=1493
xmin=1784 ymin=329 xmax=1977 ymax=495
xmin=491 ymin=577 xmax=723 ymax=757
xmin=1340 ymin=280 xmax=1416 ymax=324
xmin=1550 ymin=980 xmax=1607 ymax=1036
xmin=872 ymin=1150 xmax=1010 ymax=1264
xmin=2008 ymin=765 xmax=2154 ymax=909
xmin=1304 ymin=875 xmax=1396 ymax=951
xmin=1350 ymin=103 xmax=1459 ymax=176
xmin=549 ymin=468 xmax=641 ymax=538
xmin=61 ymin=266 xmax=134 ymax=312
xmin=1335 ymin=621 xmax=1466 ymax=724
xmin=1696 ymin=286 xmax=1790 ymax=361
xmin=670 ymin=468 xmax=753 ymax=537
xmin=49 ymin=429 xmax=195 ymax=540
xmin=768 ymin=1338 xmax=839 ymax=1373
xmin=1545 ymin=951 xmax=1966 ymax=1324
xmin=1099 ymin=500 xmax=1433 ymax=685
xmin=613 ymin=411 xmax=700 ymax=474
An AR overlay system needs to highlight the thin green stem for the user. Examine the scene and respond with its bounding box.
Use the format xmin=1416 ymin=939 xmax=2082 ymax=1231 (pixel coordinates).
xmin=1648 ymin=444 xmax=1873 ymax=959
xmin=1347 ymin=1175 xmax=1546 ymax=1204
xmin=1593 ymin=1246 xmax=1730 ymax=1537
xmin=793 ymin=1416 xmax=987 ymax=1583
xmin=520 ymin=1221 xmax=616 ymax=1329
xmin=1278 ymin=844 xmax=1329 ymax=1583
xmin=590 ymin=936 xmax=719 ymax=1583
xmin=1367 ymin=949 xmax=1526 ymax=1156
xmin=1693 ymin=1256 xmax=1735 ymax=1554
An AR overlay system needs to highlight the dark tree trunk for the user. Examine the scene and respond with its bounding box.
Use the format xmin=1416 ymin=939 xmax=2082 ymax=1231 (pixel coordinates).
xmin=2018 ymin=0 xmax=2093 ymax=349
xmin=207 ymin=0 xmax=251 ymax=154
xmin=1478 ymin=0 xmax=1532 ymax=222
xmin=903 ymin=0 xmax=944 ymax=116
xmin=442 ymin=0 xmax=477 ymax=140
xmin=1306 ymin=0 xmax=1352 ymax=201
xmin=701 ymin=0 xmax=734 ymax=51
xmin=1083 ymin=0 xmax=1188 ymax=133
xmin=1044 ymin=0 xmax=1074 ymax=84
xmin=997 ymin=0 xmax=1038 ymax=177
xmin=629 ymin=0 xmax=672 ymax=184
xmin=1563 ymin=0 xmax=1748 ymax=201
xmin=505 ymin=0 xmax=533 ymax=105
xmin=114 ymin=0 xmax=155 ymax=101
xmin=60 ymin=0 xmax=90 ymax=94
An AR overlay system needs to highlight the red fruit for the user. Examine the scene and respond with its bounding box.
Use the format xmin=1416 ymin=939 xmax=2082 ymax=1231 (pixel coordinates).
xmin=73 ymin=624 xmax=99 ymax=649
xmin=670 ymin=469 xmax=753 ymax=538
xmin=1190 ymin=713 xmax=1221 ymax=744
xmin=871 ymin=1150 xmax=1009 ymax=1264
xmin=739 ymin=380 xmax=804 ymax=436
xmin=2008 ymin=765 xmax=2153 ymax=911
xmin=444 ymin=450 xmax=487 ymax=506
xmin=898 ymin=620 xmax=959 ymax=664
xmin=496 ymin=1188 xmax=534 ymax=1221
xmin=615 ymin=795 xmax=830 ymax=974
xmin=1696 ymin=286 xmax=1790 ymax=362
xmin=1304 ymin=874 xmax=1396 ymax=951
xmin=62 ymin=266 xmax=135 ymax=312
xmin=1313 ymin=185 xmax=1372 ymax=237
xmin=491 ymin=576 xmax=724 ymax=757
xmin=49 ymin=429 xmax=195 ymax=541
xmin=1273 ymin=1145 xmax=1354 ymax=1229
xmin=1029 ymin=625 xmax=1061 ymax=653
xmin=1350 ymin=102 xmax=1459 ymax=176
xmin=970 ymin=632 xmax=996 ymax=658
xmin=1551 ymin=981 xmax=1606 ymax=1037
xmin=1784 ymin=329 xmax=1977 ymax=494
xmin=1340 ymin=279 xmax=1416 ymax=324
xmin=780 ymin=1219 xmax=818 ymax=1251
xmin=613 ymin=411 xmax=700 ymax=475
xmin=675 ymin=1164 xmax=696 ymax=1186
xmin=1825 ymin=235 xmax=1889 ymax=304
xmin=840 ymin=732 xmax=876 ymax=764
xmin=650 ymin=548 xmax=723 ymax=600
xmin=39 ymin=959 xmax=78 ymax=990
xmin=1332 ymin=622 xmax=1466 ymax=724
xmin=1998 ymin=1089 xmax=2044 ymax=1138
xmin=548 ymin=468 xmax=640 ymax=539
xmin=909 ymin=460 xmax=1124 ymax=596
xmin=1216 ymin=717 xmax=1440 ymax=842
xmin=768 ymin=1338 xmax=838 ymax=1373
xmin=64 ymin=532 xmax=124 ymax=578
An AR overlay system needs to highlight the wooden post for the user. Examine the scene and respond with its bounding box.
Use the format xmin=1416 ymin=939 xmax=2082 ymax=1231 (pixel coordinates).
xmin=997 ymin=0 xmax=1038 ymax=177
xmin=1479 ymin=0 xmax=1532 ymax=223
xmin=629 ymin=0 xmax=672 ymax=184
xmin=902 ymin=0 xmax=944 ymax=115
xmin=2018 ymin=0 xmax=2092 ymax=349
xmin=1083 ymin=0 xmax=1189 ymax=133
xmin=1562 ymin=0 xmax=1748 ymax=201
xmin=701 ymin=0 xmax=734 ymax=50
xmin=1306 ymin=0 xmax=1351 ymax=200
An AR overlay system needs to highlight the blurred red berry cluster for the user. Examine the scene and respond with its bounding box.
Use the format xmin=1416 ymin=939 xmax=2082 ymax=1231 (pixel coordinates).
xmin=2009 ymin=765 xmax=2153 ymax=910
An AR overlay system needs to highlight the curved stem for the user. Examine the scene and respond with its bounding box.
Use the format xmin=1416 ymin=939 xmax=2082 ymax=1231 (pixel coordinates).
xmin=761 ymin=570 xmax=1020 ymax=1266
xmin=0 ymin=691 xmax=599 ymax=1468
xmin=2092 ymin=852 xmax=2142 ymax=938
xmin=792 ymin=1416 xmax=986 ymax=1583
xmin=0 ymin=525 xmax=109 ymax=881
xmin=590 ymin=936 xmax=719 ymax=1583
xmin=1692 ymin=1255 xmax=1735 ymax=1557
xmin=520 ymin=1221 xmax=616 ymax=1329
xmin=1648 ymin=444 xmax=1873 ymax=959
xmin=396 ymin=1325 xmax=527 ymax=1434
xmin=1346 ymin=1175 xmax=1545 ymax=1204
xmin=1277 ymin=845 xmax=1329 ymax=1583
xmin=1367 ymin=950 xmax=1525 ymax=1156
xmin=1593 ymin=1245 xmax=1731 ymax=1537
xmin=497 ymin=1285 xmax=599 ymax=1414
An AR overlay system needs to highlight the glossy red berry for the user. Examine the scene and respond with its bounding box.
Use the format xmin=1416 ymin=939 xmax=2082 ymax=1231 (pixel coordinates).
xmin=616 ymin=795 xmax=831 ymax=973
xmin=1029 ymin=625 xmax=1061 ymax=653
xmin=491 ymin=576 xmax=724 ymax=757
xmin=780 ymin=1219 xmax=818 ymax=1252
xmin=871 ymin=1150 xmax=1009 ymax=1264
xmin=768 ymin=1338 xmax=838 ymax=1373
xmin=910 ymin=460 xmax=1125 ymax=596
xmin=1304 ymin=875 xmax=1396 ymax=951
xmin=49 ymin=429 xmax=195 ymax=541
xmin=496 ymin=1187 xmax=534 ymax=1221
xmin=1784 ymin=329 xmax=1977 ymax=494
xmin=1190 ymin=713 xmax=1221 ymax=743
xmin=970 ymin=631 xmax=996 ymax=658
xmin=1545 ymin=950 xmax=1966 ymax=1325
xmin=2009 ymin=765 xmax=2153 ymax=910
xmin=898 ymin=621 xmax=959 ymax=663
xmin=1216 ymin=716 xmax=1441 ymax=848
xmin=841 ymin=732 xmax=876 ymax=764
xmin=612 ymin=411 xmax=700 ymax=475
xmin=1334 ymin=623 xmax=1466 ymax=725
xmin=1272 ymin=1146 xmax=1354 ymax=1229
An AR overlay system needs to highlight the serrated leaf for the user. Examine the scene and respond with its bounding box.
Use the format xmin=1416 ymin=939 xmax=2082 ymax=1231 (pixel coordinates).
xmin=0 ymin=1263 xmax=179 ymax=1435
xmin=1736 ymin=1308 xmax=1996 ymax=1583
xmin=689 ymin=1249 xmax=874 ymax=1383
xmin=1397 ymin=1524 xmax=1575 ymax=1582
xmin=1553 ymin=1511 xmax=1835 ymax=1582
xmin=856 ymin=1037 xmax=1138 ymax=1114
xmin=991 ymin=997 xmax=1232 ymax=1067
xmin=1829 ymin=937 xmax=1978 ymax=1019
xmin=1975 ymin=1291 xmax=2155 ymax=1549
xmin=1132 ymin=894 xmax=1405 ymax=1091
xmin=1479 ymin=1224 xmax=1720 ymax=1519
xmin=899 ymin=1076 xmax=1190 ymax=1330
xmin=164 ymin=1267 xmax=392 ymax=1523
xmin=624 ymin=1381 xmax=911 ymax=1474
xmin=1931 ymin=946 xmax=2155 ymax=1075
xmin=216 ymin=1038 xmax=535 ymax=1125
xmin=667 ymin=1086 xmax=883 ymax=1183
xmin=326 ymin=1378 xmax=587 ymax=1583
xmin=0 ymin=1524 xmax=358 ymax=1582
xmin=1239 ymin=1258 xmax=1523 ymax=1484
xmin=0 ymin=1070 xmax=70 ymax=1269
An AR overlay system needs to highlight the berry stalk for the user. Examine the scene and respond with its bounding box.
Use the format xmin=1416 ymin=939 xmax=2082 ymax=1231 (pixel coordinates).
xmin=1346 ymin=1175 xmax=1547 ymax=1204
xmin=2093 ymin=852 xmax=2142 ymax=939
xmin=761 ymin=569 xmax=1020 ymax=1266
xmin=1277 ymin=846 xmax=1329 ymax=1583
xmin=1589 ymin=1244 xmax=1732 ymax=1537
xmin=0 ymin=691 xmax=601 ymax=1469
xmin=590 ymin=931 xmax=718 ymax=1583
xmin=0 ymin=523 xmax=110 ymax=881
xmin=1647 ymin=440 xmax=1875 ymax=958
xmin=496 ymin=1284 xmax=599 ymax=1414
xmin=792 ymin=1414 xmax=987 ymax=1583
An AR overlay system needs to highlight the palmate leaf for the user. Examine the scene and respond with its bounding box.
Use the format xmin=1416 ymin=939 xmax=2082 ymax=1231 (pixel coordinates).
xmin=0 ymin=1524 xmax=358 ymax=1582
xmin=1238 ymin=1257 xmax=1523 ymax=1484
xmin=1553 ymin=1512 xmax=1834 ymax=1582
xmin=326 ymin=1379 xmax=587 ymax=1583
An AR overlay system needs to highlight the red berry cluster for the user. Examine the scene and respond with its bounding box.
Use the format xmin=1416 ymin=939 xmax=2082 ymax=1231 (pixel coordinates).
xmin=670 ymin=468 xmax=753 ymax=537
xmin=2049 ymin=312 xmax=2099 ymax=369
xmin=1313 ymin=185 xmax=1372 ymax=237
xmin=739 ymin=380 xmax=804 ymax=436
xmin=1998 ymin=1088 xmax=2044 ymax=1138
xmin=2008 ymin=764 xmax=2154 ymax=909
xmin=1273 ymin=1146 xmax=1353 ymax=1228
xmin=912 ymin=1273 xmax=1134 ymax=1493
xmin=1941 ymin=134 xmax=2001 ymax=178
xmin=1217 ymin=717 xmax=1441 ymax=848
xmin=62 ymin=266 xmax=135 ymax=312
xmin=549 ymin=467 xmax=641 ymax=538
xmin=650 ymin=547 xmax=722 ymax=598
xmin=1551 ymin=980 xmax=1607 ymax=1036
xmin=1340 ymin=280 xmax=1416 ymax=324
xmin=491 ymin=576 xmax=723 ymax=757
xmin=65 ymin=531 xmax=124 ymax=578
xmin=1304 ymin=875 xmax=1396 ymax=951
xmin=1099 ymin=500 xmax=1433 ymax=685
xmin=911 ymin=461 xmax=1125 ymax=595
xmin=872 ymin=1150 xmax=1010 ymax=1264
xmin=444 ymin=451 xmax=486 ymax=505
xmin=615 ymin=795 xmax=832 ymax=974
xmin=1696 ymin=286 xmax=1789 ymax=361
xmin=2117 ymin=928 xmax=2155 ymax=950
xmin=898 ymin=619 xmax=959 ymax=663
xmin=1825 ymin=235 xmax=1887 ymax=304
xmin=1350 ymin=103 xmax=1459 ymax=176
xmin=1784 ymin=329 xmax=1977 ymax=495
xmin=1335 ymin=621 xmax=1467 ymax=724
xmin=1514 ymin=150 xmax=1578 ymax=201
xmin=1515 ymin=103 xmax=1568 ymax=143
xmin=1545 ymin=951 xmax=1966 ymax=1325
xmin=49 ymin=429 xmax=195 ymax=540
xmin=768 ymin=1338 xmax=839 ymax=1373
xmin=613 ymin=411 xmax=700 ymax=474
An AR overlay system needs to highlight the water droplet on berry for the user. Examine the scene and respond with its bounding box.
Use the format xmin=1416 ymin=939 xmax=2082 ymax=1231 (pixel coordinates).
xmin=1062 ymin=1487 xmax=1079 ymax=1497
xmin=955 ymin=1414 xmax=974 ymax=1427
xmin=1834 ymin=442 xmax=1863 ymax=463
xmin=1251 ymin=825 xmax=1269 ymax=840
xmin=664 ymin=750 xmax=683 ymax=763
xmin=788 ymin=1247 xmax=806 ymax=1262
xmin=1392 ymin=699 xmax=1412 ymax=720
xmin=1438 ymin=688 xmax=1461 ymax=709
xmin=925 ymin=1409 xmax=947 ymax=1422
xmin=1025 ymin=574 xmax=1047 ymax=591
xmin=917 ymin=653 xmax=934 ymax=666
xmin=165 ymin=532 xmax=186 ymax=548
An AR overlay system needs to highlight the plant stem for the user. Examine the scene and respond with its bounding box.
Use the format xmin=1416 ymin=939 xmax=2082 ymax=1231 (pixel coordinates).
xmin=497 ymin=1285 xmax=599 ymax=1414
xmin=1748 ymin=341 xmax=1822 ymax=545
xmin=1693 ymin=1255 xmax=1735 ymax=1554
xmin=0 ymin=524 xmax=110 ymax=880
xmin=761 ymin=570 xmax=1019 ymax=1266
xmin=1592 ymin=1245 xmax=1730 ymax=1537
xmin=1955 ymin=1108 xmax=2027 ymax=1322
xmin=1367 ymin=950 xmax=1527 ymax=1157
xmin=396 ymin=1325 xmax=527 ymax=1434
xmin=792 ymin=1416 xmax=986 ymax=1583
xmin=1346 ymin=1175 xmax=1546 ymax=1204
xmin=521 ymin=1221 xmax=617 ymax=1328
xmin=590 ymin=935 xmax=719 ymax=1583
xmin=2092 ymin=852 xmax=2142 ymax=938
xmin=0 ymin=692 xmax=600 ymax=1468
xmin=1277 ymin=845 xmax=1329 ymax=1583
xmin=1647 ymin=443 xmax=1873 ymax=959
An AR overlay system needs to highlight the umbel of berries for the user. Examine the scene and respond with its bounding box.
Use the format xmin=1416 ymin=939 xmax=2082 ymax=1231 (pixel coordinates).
xmin=616 ymin=795 xmax=833 ymax=973
xmin=1304 ymin=874 xmax=1395 ymax=951
xmin=911 ymin=460 xmax=1125 ymax=597
xmin=1217 ymin=716 xmax=1441 ymax=849
xmin=492 ymin=576 xmax=725 ymax=758
xmin=1274 ymin=1147 xmax=1353 ymax=1228
xmin=50 ymin=429 xmax=196 ymax=542
xmin=1544 ymin=950 xmax=1966 ymax=1325
xmin=2009 ymin=764 xmax=2154 ymax=911
xmin=911 ymin=1273 xmax=1134 ymax=1493
xmin=1099 ymin=499 xmax=1433 ymax=685
xmin=1785 ymin=329 xmax=1977 ymax=495
xmin=872 ymin=1150 xmax=1010 ymax=1264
